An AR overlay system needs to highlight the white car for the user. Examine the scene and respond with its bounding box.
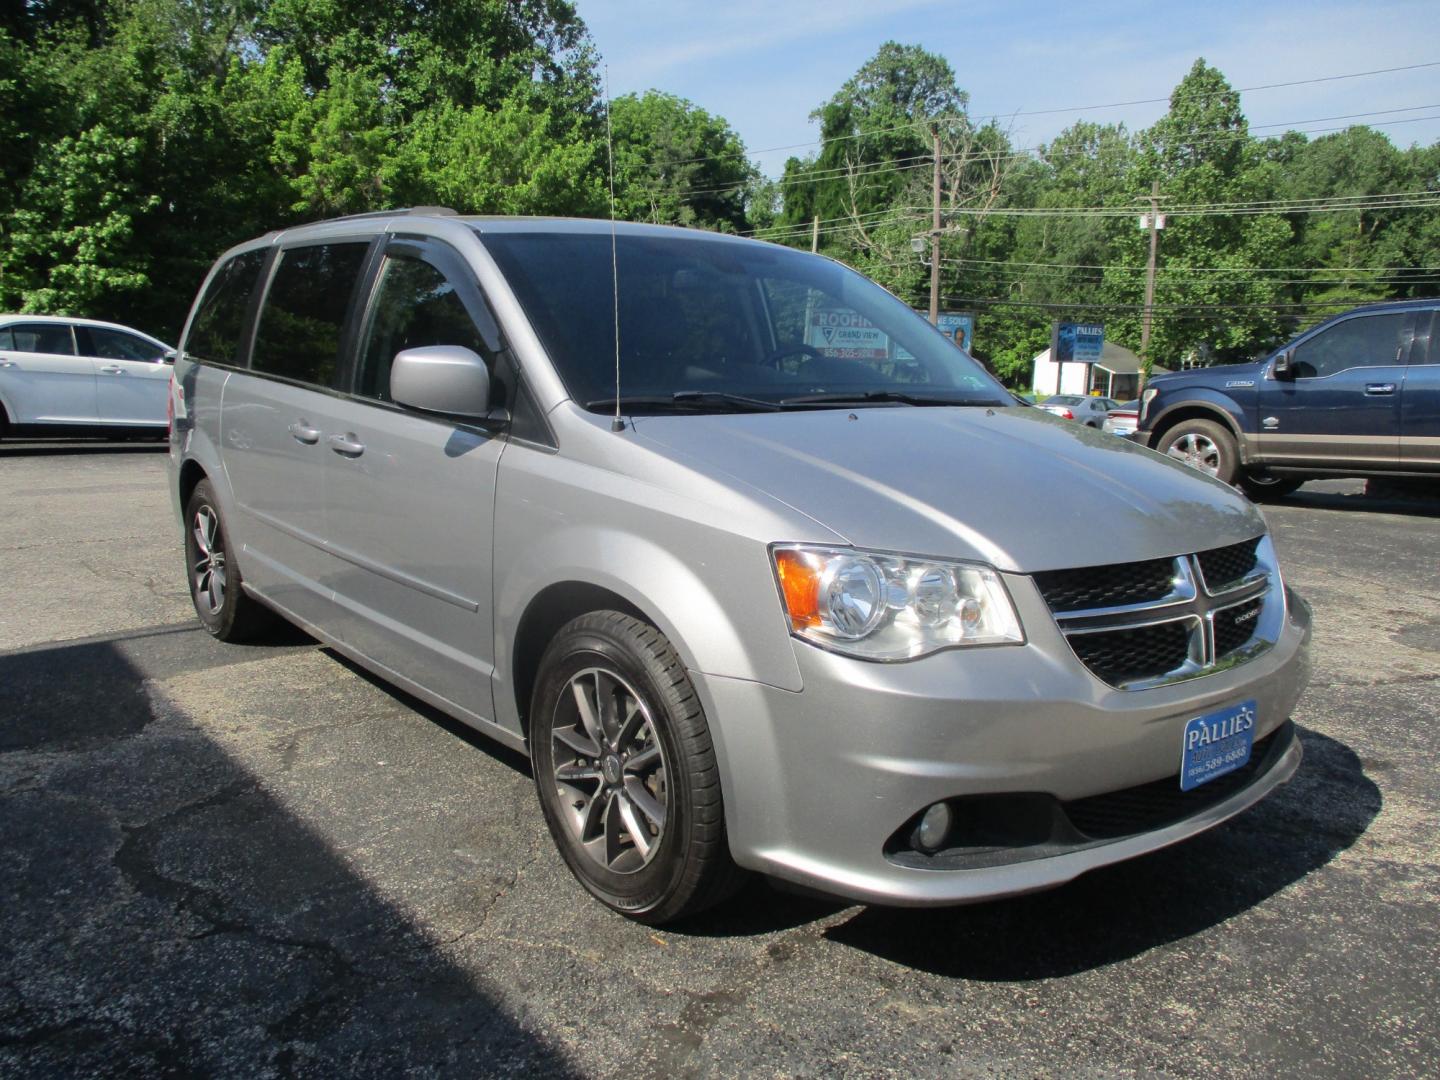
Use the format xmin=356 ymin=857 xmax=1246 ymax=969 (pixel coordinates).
xmin=0 ymin=315 xmax=173 ymax=439
xmin=1037 ymin=394 xmax=1121 ymax=427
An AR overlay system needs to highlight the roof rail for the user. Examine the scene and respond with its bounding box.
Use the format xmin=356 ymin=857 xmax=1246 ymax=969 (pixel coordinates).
xmin=317 ymin=206 xmax=459 ymax=224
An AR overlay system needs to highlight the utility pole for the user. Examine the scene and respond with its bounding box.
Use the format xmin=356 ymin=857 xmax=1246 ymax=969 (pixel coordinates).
xmin=929 ymin=128 xmax=942 ymax=325
xmin=810 ymin=214 xmax=819 ymax=254
xmin=1138 ymin=179 xmax=1161 ymax=393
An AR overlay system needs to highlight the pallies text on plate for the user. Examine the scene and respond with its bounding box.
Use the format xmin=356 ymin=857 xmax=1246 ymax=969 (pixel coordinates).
xmin=1185 ymin=704 xmax=1256 ymax=750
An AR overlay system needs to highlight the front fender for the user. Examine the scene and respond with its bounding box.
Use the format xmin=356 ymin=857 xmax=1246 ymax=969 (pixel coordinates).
xmin=490 ymin=444 xmax=827 ymax=738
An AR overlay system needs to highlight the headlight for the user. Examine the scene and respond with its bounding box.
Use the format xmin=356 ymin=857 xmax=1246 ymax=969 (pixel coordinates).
xmin=1140 ymin=386 xmax=1160 ymax=422
xmin=771 ymin=545 xmax=1024 ymax=660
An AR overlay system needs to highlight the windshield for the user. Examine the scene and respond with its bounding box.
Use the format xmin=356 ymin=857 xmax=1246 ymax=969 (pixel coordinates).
xmin=480 ymin=230 xmax=1010 ymax=412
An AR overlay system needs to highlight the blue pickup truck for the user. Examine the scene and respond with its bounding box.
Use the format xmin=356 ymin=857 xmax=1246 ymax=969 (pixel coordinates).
xmin=1134 ymin=299 xmax=1440 ymax=499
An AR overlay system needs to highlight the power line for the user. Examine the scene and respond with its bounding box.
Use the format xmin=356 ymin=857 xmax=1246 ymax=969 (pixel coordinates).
xmin=747 ymin=192 xmax=1440 ymax=239
xmin=941 ymin=295 xmax=1396 ymax=313
xmin=660 ymin=108 xmax=1440 ymax=207
xmin=624 ymin=61 xmax=1440 ymax=175
xmin=938 ymin=263 xmax=1440 ymax=288
xmin=944 ymin=255 xmax=1440 ymax=274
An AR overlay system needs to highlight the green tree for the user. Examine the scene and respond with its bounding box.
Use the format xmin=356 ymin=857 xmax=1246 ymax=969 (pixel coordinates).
xmin=608 ymin=91 xmax=757 ymax=231
xmin=780 ymin=42 xmax=966 ymax=234
xmin=1104 ymin=59 xmax=1292 ymax=367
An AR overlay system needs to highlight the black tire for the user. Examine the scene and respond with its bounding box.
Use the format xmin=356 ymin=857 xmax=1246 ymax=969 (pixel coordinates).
xmin=183 ymin=479 xmax=277 ymax=642
xmin=1157 ymin=418 xmax=1239 ymax=485
xmin=1239 ymin=471 xmax=1304 ymax=501
xmin=530 ymin=611 xmax=745 ymax=924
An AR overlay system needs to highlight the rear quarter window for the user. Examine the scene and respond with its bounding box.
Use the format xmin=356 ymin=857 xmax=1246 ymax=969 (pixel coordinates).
xmin=252 ymin=242 xmax=370 ymax=386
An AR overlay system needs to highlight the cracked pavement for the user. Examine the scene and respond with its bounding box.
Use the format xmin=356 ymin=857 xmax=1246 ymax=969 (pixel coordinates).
xmin=1 ymin=446 xmax=1437 ymax=1077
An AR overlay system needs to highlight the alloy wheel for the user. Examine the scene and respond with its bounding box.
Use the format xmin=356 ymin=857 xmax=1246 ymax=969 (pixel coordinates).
xmin=1166 ymin=432 xmax=1221 ymax=476
xmin=191 ymin=505 xmax=227 ymax=615
xmin=550 ymin=667 xmax=669 ymax=874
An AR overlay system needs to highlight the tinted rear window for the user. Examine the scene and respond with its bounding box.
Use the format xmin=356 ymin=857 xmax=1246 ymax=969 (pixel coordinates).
xmin=252 ymin=242 xmax=369 ymax=386
xmin=186 ymin=250 xmax=266 ymax=366
xmin=6 ymin=322 xmax=74 ymax=355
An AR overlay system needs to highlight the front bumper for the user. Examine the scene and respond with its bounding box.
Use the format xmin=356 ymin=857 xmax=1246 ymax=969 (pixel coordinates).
xmin=694 ymin=581 xmax=1312 ymax=907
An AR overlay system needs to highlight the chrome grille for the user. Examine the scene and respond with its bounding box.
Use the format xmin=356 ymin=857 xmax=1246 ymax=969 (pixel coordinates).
xmin=1197 ymin=537 xmax=1262 ymax=592
xmin=1033 ymin=556 xmax=1177 ymax=612
xmin=1040 ymin=536 xmax=1281 ymax=690
xmin=1214 ymin=597 xmax=1264 ymax=659
xmin=1069 ymin=620 xmax=1193 ymax=687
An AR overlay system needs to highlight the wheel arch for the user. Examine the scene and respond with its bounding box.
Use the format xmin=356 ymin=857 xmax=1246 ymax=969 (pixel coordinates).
xmin=509 ymin=581 xmax=648 ymax=742
xmin=1148 ymin=401 xmax=1248 ymax=461
xmin=178 ymin=457 xmax=210 ymax=511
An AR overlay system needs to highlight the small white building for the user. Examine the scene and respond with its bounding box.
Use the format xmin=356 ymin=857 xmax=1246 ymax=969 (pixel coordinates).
xmin=1031 ymin=341 xmax=1152 ymax=400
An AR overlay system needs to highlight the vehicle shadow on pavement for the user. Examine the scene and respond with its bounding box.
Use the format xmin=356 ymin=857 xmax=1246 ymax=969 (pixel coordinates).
xmin=0 ymin=632 xmax=576 ymax=1076
xmin=322 ymin=648 xmax=535 ymax=778
xmin=0 ymin=440 xmax=169 ymax=457
xmin=1280 ymin=488 xmax=1440 ymax=519
xmin=819 ymin=727 xmax=1379 ymax=980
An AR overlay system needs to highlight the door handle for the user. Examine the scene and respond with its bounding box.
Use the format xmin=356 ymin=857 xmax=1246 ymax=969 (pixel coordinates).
xmin=99 ymin=365 xmax=125 ymax=375
xmin=0 ymin=359 xmax=15 ymax=368
xmin=288 ymin=421 xmax=321 ymax=445
xmin=1364 ymin=383 xmax=1396 ymax=396
xmin=328 ymin=432 xmax=365 ymax=457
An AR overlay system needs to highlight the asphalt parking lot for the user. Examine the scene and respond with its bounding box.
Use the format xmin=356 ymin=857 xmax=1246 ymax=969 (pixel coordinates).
xmin=2 ymin=443 xmax=1437 ymax=1078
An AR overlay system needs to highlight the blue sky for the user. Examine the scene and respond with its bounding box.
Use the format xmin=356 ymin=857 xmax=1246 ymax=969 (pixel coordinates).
xmin=575 ymin=0 xmax=1440 ymax=177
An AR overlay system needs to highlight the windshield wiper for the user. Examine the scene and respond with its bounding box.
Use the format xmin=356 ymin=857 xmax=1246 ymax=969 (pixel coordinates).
xmin=585 ymin=392 xmax=784 ymax=414
xmin=671 ymin=390 xmax=784 ymax=411
xmin=779 ymin=390 xmax=996 ymax=407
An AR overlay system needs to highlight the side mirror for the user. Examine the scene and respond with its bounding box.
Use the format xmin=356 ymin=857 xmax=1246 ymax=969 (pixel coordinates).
xmin=162 ymin=349 xmax=177 ymax=364
xmin=1272 ymin=349 xmax=1294 ymax=379
xmin=390 ymin=345 xmax=491 ymax=418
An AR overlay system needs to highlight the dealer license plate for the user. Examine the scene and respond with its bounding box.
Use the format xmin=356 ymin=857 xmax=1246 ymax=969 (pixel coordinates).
xmin=1179 ymin=699 xmax=1257 ymax=791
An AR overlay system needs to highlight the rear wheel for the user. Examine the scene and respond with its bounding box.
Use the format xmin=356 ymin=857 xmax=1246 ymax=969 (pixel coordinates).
xmin=1159 ymin=418 xmax=1239 ymax=485
xmin=183 ymin=480 xmax=277 ymax=641
xmin=530 ymin=611 xmax=745 ymax=923
xmin=1239 ymin=471 xmax=1304 ymax=501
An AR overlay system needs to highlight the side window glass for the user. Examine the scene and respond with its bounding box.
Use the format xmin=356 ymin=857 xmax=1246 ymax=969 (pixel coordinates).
xmin=80 ymin=327 xmax=164 ymax=362
xmin=186 ymin=249 xmax=266 ymax=366
xmin=0 ymin=328 xmax=12 ymax=349
xmin=1291 ymin=313 xmax=1406 ymax=379
xmin=1420 ymin=311 xmax=1439 ymax=365
xmin=9 ymin=323 xmax=74 ymax=355
xmin=357 ymin=253 xmax=490 ymax=401
xmin=252 ymin=242 xmax=369 ymax=386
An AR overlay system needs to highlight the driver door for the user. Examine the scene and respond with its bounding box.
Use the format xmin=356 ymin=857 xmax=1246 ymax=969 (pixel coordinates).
xmin=322 ymin=237 xmax=507 ymax=723
xmin=1255 ymin=310 xmax=1411 ymax=470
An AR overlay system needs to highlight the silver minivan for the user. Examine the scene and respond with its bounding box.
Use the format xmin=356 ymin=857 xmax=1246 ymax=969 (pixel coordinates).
xmin=169 ymin=210 xmax=1311 ymax=923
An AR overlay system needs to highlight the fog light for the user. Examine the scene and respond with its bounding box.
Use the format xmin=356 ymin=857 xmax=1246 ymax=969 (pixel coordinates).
xmin=916 ymin=802 xmax=952 ymax=853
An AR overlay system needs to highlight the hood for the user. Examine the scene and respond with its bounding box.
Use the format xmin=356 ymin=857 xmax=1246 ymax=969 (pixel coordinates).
xmin=1152 ymin=359 xmax=1265 ymax=387
xmin=630 ymin=406 xmax=1264 ymax=573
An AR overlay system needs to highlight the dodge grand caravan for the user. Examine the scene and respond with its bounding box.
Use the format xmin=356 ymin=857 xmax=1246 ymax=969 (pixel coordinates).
xmin=169 ymin=210 xmax=1312 ymax=923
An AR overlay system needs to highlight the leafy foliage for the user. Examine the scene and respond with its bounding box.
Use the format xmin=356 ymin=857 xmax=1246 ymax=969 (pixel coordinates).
xmin=2 ymin=14 xmax=1435 ymax=385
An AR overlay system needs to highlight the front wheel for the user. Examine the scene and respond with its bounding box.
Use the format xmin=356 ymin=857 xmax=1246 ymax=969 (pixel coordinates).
xmin=530 ymin=611 xmax=744 ymax=923
xmin=1159 ymin=418 xmax=1239 ymax=485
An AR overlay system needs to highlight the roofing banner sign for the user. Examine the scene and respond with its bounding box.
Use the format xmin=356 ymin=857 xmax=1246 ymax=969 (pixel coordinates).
xmin=807 ymin=308 xmax=890 ymax=361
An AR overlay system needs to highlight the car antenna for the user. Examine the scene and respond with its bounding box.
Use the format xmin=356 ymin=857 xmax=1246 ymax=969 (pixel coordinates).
xmin=604 ymin=66 xmax=625 ymax=433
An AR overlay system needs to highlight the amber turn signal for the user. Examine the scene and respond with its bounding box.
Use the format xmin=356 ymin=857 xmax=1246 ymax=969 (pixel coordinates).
xmin=773 ymin=548 xmax=821 ymax=629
